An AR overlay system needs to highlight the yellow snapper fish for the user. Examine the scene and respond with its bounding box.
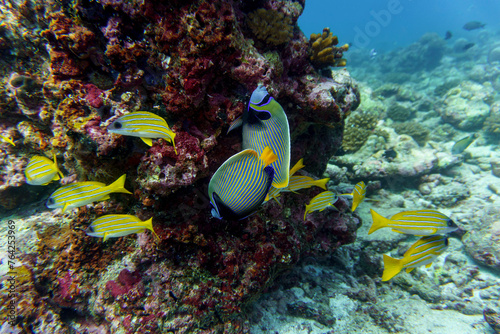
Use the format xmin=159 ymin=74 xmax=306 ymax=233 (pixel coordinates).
xmin=208 ymin=146 xmax=277 ymax=220
xmin=108 ymin=111 xmax=177 ymax=154
xmin=382 ymin=235 xmax=449 ymax=281
xmin=340 ymin=181 xmax=366 ymax=212
xmin=369 ymin=209 xmax=458 ymax=236
xmin=25 ymin=153 xmax=64 ymax=185
xmin=264 ymin=158 xmax=305 ymax=203
xmin=287 ymin=175 xmax=329 ymax=193
xmin=304 ymin=190 xmax=338 ymax=220
xmin=86 ymin=214 xmax=159 ymax=241
xmin=47 ymin=174 xmax=132 ymax=212
xmin=0 ymin=134 xmax=15 ymax=146
xmin=229 ymin=85 xmax=290 ymax=188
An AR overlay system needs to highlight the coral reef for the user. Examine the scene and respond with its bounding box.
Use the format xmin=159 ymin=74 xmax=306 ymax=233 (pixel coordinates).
xmin=393 ymin=121 xmax=429 ymax=146
xmin=0 ymin=0 xmax=360 ymax=332
xmin=342 ymin=110 xmax=379 ymax=153
xmin=437 ymin=81 xmax=494 ymax=130
xmin=247 ymin=8 xmax=294 ymax=46
xmin=309 ymin=27 xmax=348 ymax=68
xmin=386 ymin=102 xmax=415 ymax=121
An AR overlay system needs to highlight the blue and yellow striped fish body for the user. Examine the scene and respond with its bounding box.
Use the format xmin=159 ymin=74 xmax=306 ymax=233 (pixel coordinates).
xmin=87 ymin=214 xmax=159 ymax=241
xmin=287 ymin=175 xmax=329 ymax=193
xmin=208 ymin=147 xmax=277 ymax=220
xmin=351 ymin=181 xmax=366 ymax=212
xmin=0 ymin=134 xmax=15 ymax=146
xmin=369 ymin=209 xmax=458 ymax=235
xmin=242 ymin=86 xmax=290 ymax=188
xmin=382 ymin=235 xmax=448 ymax=281
xmin=46 ymin=174 xmax=132 ymax=212
xmin=108 ymin=111 xmax=177 ymax=154
xmin=25 ymin=153 xmax=64 ymax=185
xmin=304 ymin=190 xmax=338 ymax=220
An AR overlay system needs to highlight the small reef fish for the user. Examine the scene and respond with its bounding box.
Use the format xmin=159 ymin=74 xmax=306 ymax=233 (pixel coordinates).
xmin=47 ymin=174 xmax=132 ymax=212
xmin=382 ymin=235 xmax=449 ymax=281
xmin=451 ymin=133 xmax=478 ymax=154
xmin=444 ymin=30 xmax=452 ymax=40
xmin=304 ymin=190 xmax=338 ymax=220
xmin=264 ymin=158 xmax=308 ymax=202
xmin=369 ymin=209 xmax=458 ymax=236
xmin=208 ymin=147 xmax=277 ymax=220
xmin=25 ymin=153 xmax=64 ymax=185
xmin=463 ymin=42 xmax=475 ymax=51
xmin=86 ymin=214 xmax=159 ymax=241
xmin=463 ymin=21 xmax=486 ymax=31
xmin=229 ymin=85 xmax=291 ymax=188
xmin=108 ymin=111 xmax=177 ymax=154
xmin=340 ymin=181 xmax=366 ymax=212
xmin=287 ymin=175 xmax=329 ymax=193
xmin=0 ymin=134 xmax=15 ymax=146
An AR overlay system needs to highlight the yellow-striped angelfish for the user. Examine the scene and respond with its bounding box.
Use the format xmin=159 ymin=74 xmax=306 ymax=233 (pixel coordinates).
xmin=0 ymin=134 xmax=15 ymax=146
xmin=208 ymin=146 xmax=277 ymax=220
xmin=369 ymin=209 xmax=458 ymax=235
xmin=25 ymin=153 xmax=64 ymax=186
xmin=86 ymin=214 xmax=159 ymax=241
xmin=108 ymin=111 xmax=177 ymax=154
xmin=382 ymin=235 xmax=449 ymax=281
xmin=340 ymin=181 xmax=366 ymax=212
xmin=229 ymin=85 xmax=290 ymax=188
xmin=47 ymin=174 xmax=132 ymax=212
xmin=304 ymin=190 xmax=338 ymax=220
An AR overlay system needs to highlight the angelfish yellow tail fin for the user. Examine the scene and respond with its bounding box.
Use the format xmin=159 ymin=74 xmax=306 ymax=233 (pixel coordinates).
xmin=382 ymin=254 xmax=403 ymax=281
xmin=260 ymin=146 xmax=278 ymax=167
xmin=369 ymin=209 xmax=392 ymax=235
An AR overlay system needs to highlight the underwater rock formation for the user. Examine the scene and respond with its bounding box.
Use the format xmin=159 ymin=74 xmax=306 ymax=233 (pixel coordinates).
xmin=0 ymin=0 xmax=360 ymax=332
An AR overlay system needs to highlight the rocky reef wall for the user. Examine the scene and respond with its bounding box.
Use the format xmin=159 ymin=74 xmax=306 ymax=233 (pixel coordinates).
xmin=0 ymin=0 xmax=360 ymax=332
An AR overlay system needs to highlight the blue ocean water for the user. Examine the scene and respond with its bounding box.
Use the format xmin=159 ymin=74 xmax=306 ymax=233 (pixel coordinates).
xmin=299 ymin=0 xmax=500 ymax=52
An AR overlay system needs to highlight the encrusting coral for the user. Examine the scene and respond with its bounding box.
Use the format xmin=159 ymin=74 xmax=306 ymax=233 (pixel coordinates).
xmin=310 ymin=27 xmax=348 ymax=68
xmin=394 ymin=121 xmax=429 ymax=146
xmin=247 ymin=8 xmax=294 ymax=46
xmin=342 ymin=110 xmax=379 ymax=152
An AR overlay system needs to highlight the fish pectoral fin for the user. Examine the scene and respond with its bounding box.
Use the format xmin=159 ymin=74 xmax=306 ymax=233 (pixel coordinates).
xmin=62 ymin=203 xmax=69 ymax=213
xmin=391 ymin=229 xmax=407 ymax=234
xmin=103 ymin=233 xmax=109 ymax=242
xmin=227 ymin=116 xmax=243 ymax=134
xmin=141 ymin=137 xmax=153 ymax=146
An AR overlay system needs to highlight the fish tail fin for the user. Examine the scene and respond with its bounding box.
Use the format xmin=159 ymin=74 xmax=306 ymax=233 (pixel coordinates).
xmin=314 ymin=178 xmax=330 ymax=190
xmin=289 ymin=158 xmax=305 ymax=176
xmin=108 ymin=174 xmax=132 ymax=194
xmin=170 ymin=132 xmax=178 ymax=155
xmin=382 ymin=254 xmax=403 ymax=281
xmin=369 ymin=209 xmax=391 ymax=235
xmin=304 ymin=204 xmax=310 ymax=220
xmin=145 ymin=218 xmax=160 ymax=240
xmin=260 ymin=146 xmax=278 ymax=167
xmin=52 ymin=152 xmax=64 ymax=179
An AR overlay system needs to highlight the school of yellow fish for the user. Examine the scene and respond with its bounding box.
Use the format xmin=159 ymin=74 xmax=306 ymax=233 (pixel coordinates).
xmin=19 ymin=85 xmax=458 ymax=282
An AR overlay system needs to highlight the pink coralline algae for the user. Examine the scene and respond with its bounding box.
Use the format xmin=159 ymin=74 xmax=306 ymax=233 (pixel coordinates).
xmin=0 ymin=0 xmax=361 ymax=332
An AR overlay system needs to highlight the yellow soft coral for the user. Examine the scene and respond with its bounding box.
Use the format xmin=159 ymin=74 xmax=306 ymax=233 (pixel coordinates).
xmin=310 ymin=27 xmax=348 ymax=67
xmin=247 ymin=8 xmax=293 ymax=46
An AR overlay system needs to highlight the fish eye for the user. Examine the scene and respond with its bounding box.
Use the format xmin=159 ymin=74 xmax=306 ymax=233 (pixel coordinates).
xmin=113 ymin=122 xmax=122 ymax=129
xmin=447 ymin=220 xmax=456 ymax=227
xmin=256 ymin=110 xmax=271 ymax=121
xmin=47 ymin=198 xmax=54 ymax=204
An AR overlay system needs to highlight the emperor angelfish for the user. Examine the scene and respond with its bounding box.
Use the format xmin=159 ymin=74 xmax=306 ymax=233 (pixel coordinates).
xmin=208 ymin=147 xmax=277 ymax=220
xmin=229 ymin=85 xmax=290 ymax=188
xmin=108 ymin=111 xmax=177 ymax=154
